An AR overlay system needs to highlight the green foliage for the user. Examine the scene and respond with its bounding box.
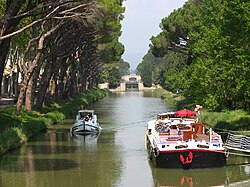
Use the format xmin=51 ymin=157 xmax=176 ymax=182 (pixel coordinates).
xmin=1 ymin=0 xmax=124 ymax=113
xmin=0 ymin=87 xmax=109 ymax=156
xmin=137 ymin=52 xmax=154 ymax=87
xmin=82 ymin=1 xmax=124 ymax=91
xmin=137 ymin=49 xmax=188 ymax=89
xmin=150 ymin=34 xmax=169 ymax=57
xmin=137 ymin=50 xmax=167 ymax=87
xmin=0 ymin=120 xmax=47 ymax=156
xmin=149 ymin=0 xmax=250 ymax=112
xmin=54 ymin=88 xmax=109 ymax=117
xmin=97 ymin=0 xmax=125 ymax=64
xmin=100 ymin=59 xmax=130 ymax=88
xmin=203 ymin=94 xmax=219 ymax=111
xmin=10 ymin=16 xmax=34 ymax=53
xmin=20 ymin=120 xmax=46 ymax=138
xmin=185 ymin=0 xmax=250 ymax=111
xmin=0 ymin=1 xmax=6 ymax=17
xmin=98 ymin=38 xmax=125 ymax=63
xmin=0 ymin=127 xmax=23 ymax=155
xmin=0 ymin=108 xmax=21 ymax=129
xmin=201 ymin=109 xmax=250 ymax=135
xmin=159 ymin=89 xmax=250 ymax=134
xmin=43 ymin=111 xmax=65 ymax=125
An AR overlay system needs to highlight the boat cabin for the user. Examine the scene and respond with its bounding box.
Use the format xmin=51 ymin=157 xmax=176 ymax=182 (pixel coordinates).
xmin=77 ymin=110 xmax=94 ymax=121
xmin=154 ymin=119 xmax=218 ymax=143
xmin=157 ymin=112 xmax=175 ymax=120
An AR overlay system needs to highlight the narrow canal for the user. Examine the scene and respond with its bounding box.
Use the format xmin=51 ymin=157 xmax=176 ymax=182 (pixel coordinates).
xmin=0 ymin=92 xmax=249 ymax=187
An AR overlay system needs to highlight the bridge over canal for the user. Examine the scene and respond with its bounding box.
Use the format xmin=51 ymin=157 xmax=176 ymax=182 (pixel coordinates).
xmin=109 ymin=74 xmax=144 ymax=92
xmin=99 ymin=74 xmax=159 ymax=92
xmin=99 ymin=74 xmax=143 ymax=91
xmin=118 ymin=74 xmax=144 ymax=91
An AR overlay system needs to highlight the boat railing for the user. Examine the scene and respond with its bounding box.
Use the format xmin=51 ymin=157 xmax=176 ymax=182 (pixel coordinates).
xmin=224 ymin=133 xmax=250 ymax=152
xmin=210 ymin=134 xmax=222 ymax=143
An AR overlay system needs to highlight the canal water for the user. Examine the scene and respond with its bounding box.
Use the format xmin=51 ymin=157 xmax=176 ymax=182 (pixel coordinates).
xmin=0 ymin=92 xmax=249 ymax=187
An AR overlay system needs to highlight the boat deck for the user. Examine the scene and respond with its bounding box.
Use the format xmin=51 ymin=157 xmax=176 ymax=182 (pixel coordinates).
xmin=196 ymin=133 xmax=209 ymax=142
xmin=159 ymin=130 xmax=210 ymax=143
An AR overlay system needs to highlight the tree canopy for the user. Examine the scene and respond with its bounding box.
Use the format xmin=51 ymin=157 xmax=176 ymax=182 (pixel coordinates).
xmin=138 ymin=0 xmax=250 ymax=112
xmin=0 ymin=0 xmax=126 ymax=114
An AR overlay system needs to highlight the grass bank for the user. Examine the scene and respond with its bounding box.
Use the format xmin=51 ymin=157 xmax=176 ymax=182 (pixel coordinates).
xmin=0 ymin=88 xmax=109 ymax=156
xmin=155 ymin=89 xmax=250 ymax=136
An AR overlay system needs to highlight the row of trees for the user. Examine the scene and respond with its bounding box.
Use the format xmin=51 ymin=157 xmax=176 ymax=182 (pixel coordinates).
xmin=137 ymin=0 xmax=250 ymax=112
xmin=99 ymin=59 xmax=130 ymax=88
xmin=0 ymin=0 xmax=129 ymax=115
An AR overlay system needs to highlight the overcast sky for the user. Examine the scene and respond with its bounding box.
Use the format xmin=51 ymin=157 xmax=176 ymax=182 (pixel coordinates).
xmin=119 ymin=0 xmax=187 ymax=70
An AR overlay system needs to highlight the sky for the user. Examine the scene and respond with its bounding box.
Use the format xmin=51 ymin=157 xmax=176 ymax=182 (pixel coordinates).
xmin=119 ymin=0 xmax=188 ymax=70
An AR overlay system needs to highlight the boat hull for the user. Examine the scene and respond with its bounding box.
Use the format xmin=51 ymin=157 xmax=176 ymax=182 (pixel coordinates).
xmin=71 ymin=123 xmax=100 ymax=135
xmin=148 ymin=145 xmax=226 ymax=169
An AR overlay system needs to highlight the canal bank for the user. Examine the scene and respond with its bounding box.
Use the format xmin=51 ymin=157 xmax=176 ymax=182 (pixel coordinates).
xmin=156 ymin=89 xmax=250 ymax=136
xmin=0 ymin=88 xmax=109 ymax=156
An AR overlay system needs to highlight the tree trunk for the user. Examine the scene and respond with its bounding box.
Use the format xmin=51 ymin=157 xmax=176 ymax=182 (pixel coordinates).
xmin=68 ymin=59 xmax=78 ymax=96
xmin=15 ymin=55 xmax=41 ymax=115
xmin=56 ymin=58 xmax=68 ymax=100
xmin=46 ymin=60 xmax=61 ymax=105
xmin=25 ymin=76 xmax=33 ymax=111
xmin=15 ymin=75 xmax=30 ymax=115
xmin=0 ymin=39 xmax=11 ymax=96
xmin=36 ymin=61 xmax=53 ymax=108
xmin=45 ymin=79 xmax=56 ymax=106
xmin=15 ymin=25 xmax=60 ymax=115
xmin=0 ymin=0 xmax=27 ymax=95
xmin=15 ymin=45 xmax=43 ymax=115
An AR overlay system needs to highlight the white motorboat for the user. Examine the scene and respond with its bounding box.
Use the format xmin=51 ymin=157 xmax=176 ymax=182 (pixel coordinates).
xmin=70 ymin=109 xmax=101 ymax=135
xmin=145 ymin=111 xmax=226 ymax=169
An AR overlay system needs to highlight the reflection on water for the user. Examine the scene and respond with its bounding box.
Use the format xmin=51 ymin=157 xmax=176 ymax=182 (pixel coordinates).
xmin=71 ymin=132 xmax=100 ymax=146
xmin=151 ymin=166 xmax=227 ymax=187
xmin=151 ymin=163 xmax=250 ymax=187
xmin=0 ymin=127 xmax=123 ymax=187
xmin=0 ymin=91 xmax=249 ymax=187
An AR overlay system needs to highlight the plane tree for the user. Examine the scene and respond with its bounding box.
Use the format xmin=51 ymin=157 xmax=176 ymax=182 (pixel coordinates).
xmin=0 ymin=0 xmax=72 ymax=95
xmin=0 ymin=0 xmax=125 ymax=115
xmin=12 ymin=1 xmax=99 ymax=114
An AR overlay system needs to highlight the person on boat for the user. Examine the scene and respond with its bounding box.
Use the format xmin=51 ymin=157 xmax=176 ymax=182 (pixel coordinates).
xmin=163 ymin=124 xmax=170 ymax=133
xmin=155 ymin=123 xmax=162 ymax=132
xmin=88 ymin=114 xmax=92 ymax=120
xmin=85 ymin=115 xmax=90 ymax=121
xmin=194 ymin=105 xmax=203 ymax=122
xmin=155 ymin=122 xmax=164 ymax=133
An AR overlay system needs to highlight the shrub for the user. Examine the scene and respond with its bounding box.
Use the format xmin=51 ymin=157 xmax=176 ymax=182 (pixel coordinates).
xmin=0 ymin=87 xmax=109 ymax=156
